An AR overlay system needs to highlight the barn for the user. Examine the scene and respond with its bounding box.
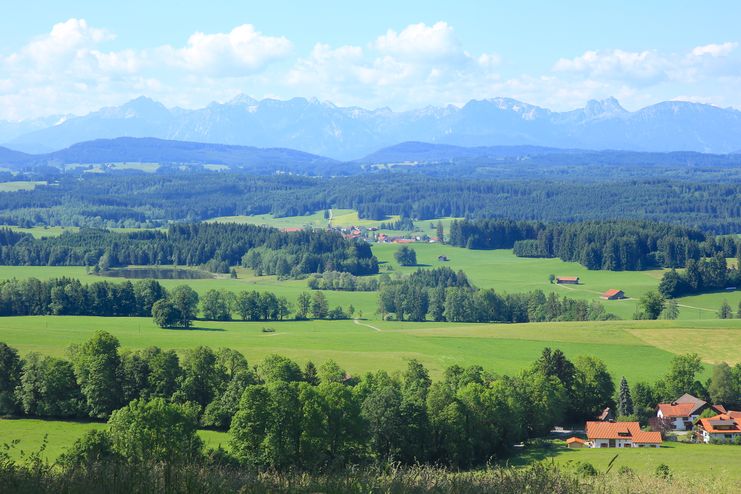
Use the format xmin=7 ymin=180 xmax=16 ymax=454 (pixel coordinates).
xmin=556 ymin=276 xmax=580 ymax=284
xmin=601 ymin=289 xmax=625 ymax=300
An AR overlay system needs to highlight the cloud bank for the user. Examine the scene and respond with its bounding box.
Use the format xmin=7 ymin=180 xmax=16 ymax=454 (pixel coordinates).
xmin=1 ymin=18 xmax=740 ymax=120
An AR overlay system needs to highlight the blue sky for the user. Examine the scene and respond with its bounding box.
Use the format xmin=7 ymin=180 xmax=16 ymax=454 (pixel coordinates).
xmin=1 ymin=1 xmax=740 ymax=119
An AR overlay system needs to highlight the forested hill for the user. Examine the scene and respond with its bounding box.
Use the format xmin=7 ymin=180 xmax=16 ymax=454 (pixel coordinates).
xmin=0 ymin=137 xmax=347 ymax=175
xmin=1 ymin=174 xmax=740 ymax=233
xmin=0 ymin=224 xmax=379 ymax=276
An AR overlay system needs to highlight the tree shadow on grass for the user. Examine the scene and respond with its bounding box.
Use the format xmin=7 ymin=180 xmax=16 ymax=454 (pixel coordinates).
xmin=163 ymin=326 xmax=225 ymax=332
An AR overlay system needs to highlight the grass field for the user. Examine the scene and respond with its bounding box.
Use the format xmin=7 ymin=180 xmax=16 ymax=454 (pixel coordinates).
xmin=510 ymin=440 xmax=741 ymax=482
xmin=0 ymin=418 xmax=228 ymax=462
xmin=0 ymin=316 xmax=737 ymax=383
xmin=0 ymin=181 xmax=46 ymax=192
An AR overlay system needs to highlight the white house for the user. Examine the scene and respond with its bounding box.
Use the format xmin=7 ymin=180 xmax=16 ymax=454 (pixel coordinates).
xmin=585 ymin=421 xmax=662 ymax=448
xmin=697 ymin=412 xmax=741 ymax=443
xmin=656 ymin=393 xmax=724 ymax=431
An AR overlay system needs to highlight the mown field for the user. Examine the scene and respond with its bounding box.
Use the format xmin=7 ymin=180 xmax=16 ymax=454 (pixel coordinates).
xmin=0 ymin=418 xmax=228 ymax=462
xmin=0 ymin=316 xmax=737 ymax=383
xmin=511 ymin=440 xmax=741 ymax=482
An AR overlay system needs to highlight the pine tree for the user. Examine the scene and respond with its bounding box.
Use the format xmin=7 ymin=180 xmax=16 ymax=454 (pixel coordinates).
xmin=618 ymin=376 xmax=634 ymax=417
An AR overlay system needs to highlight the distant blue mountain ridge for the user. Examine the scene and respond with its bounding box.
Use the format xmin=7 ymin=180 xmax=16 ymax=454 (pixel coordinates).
xmin=2 ymin=95 xmax=741 ymax=160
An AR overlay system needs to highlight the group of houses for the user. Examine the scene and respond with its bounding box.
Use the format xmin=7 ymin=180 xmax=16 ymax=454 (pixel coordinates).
xmin=567 ymin=393 xmax=740 ymax=448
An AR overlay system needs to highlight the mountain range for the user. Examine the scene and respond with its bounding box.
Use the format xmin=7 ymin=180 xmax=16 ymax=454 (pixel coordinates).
xmin=3 ymin=96 xmax=741 ymax=160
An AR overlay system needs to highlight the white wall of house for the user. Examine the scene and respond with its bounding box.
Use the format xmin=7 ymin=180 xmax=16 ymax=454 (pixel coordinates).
xmin=701 ymin=430 xmax=741 ymax=443
xmin=590 ymin=439 xmax=660 ymax=448
xmin=590 ymin=439 xmax=633 ymax=448
xmin=657 ymin=410 xmax=697 ymax=430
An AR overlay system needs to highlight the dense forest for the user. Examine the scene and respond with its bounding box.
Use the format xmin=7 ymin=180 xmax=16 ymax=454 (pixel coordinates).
xmin=1 ymin=173 xmax=741 ymax=232
xmin=450 ymin=219 xmax=741 ymax=271
xmin=0 ymin=224 xmax=378 ymax=276
xmin=1 ymin=335 xmax=738 ymax=472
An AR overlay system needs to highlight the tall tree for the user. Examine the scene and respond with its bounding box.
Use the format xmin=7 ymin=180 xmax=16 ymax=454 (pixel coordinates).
xmin=70 ymin=331 xmax=123 ymax=418
xmin=0 ymin=342 xmax=22 ymax=414
xmin=169 ymin=285 xmax=199 ymax=327
xmin=108 ymin=398 xmax=203 ymax=463
xmin=617 ymin=376 xmax=634 ymax=417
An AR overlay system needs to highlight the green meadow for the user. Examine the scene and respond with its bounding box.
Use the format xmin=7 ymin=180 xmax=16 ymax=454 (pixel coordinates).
xmin=0 ymin=315 xmax=737 ymax=383
xmin=511 ymin=440 xmax=741 ymax=482
xmin=0 ymin=418 xmax=228 ymax=462
xmin=0 ymin=181 xmax=46 ymax=192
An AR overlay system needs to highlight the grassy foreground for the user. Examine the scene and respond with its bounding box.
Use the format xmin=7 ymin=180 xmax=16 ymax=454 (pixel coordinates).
xmin=510 ymin=440 xmax=741 ymax=482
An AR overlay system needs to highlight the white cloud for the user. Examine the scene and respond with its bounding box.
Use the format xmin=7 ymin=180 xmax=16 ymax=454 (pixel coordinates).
xmin=553 ymin=49 xmax=667 ymax=84
xmin=690 ymin=42 xmax=737 ymax=58
xmin=1 ymin=18 xmax=741 ymax=120
xmin=375 ymin=21 xmax=463 ymax=62
xmin=167 ymin=24 xmax=292 ymax=76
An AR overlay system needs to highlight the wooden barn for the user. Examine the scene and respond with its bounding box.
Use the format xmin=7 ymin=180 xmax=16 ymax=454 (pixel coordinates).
xmin=601 ymin=289 xmax=625 ymax=300
xmin=556 ymin=276 xmax=580 ymax=285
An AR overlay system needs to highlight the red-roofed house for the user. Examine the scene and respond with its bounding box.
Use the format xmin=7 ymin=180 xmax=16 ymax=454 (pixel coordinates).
xmin=586 ymin=421 xmax=662 ymax=448
xmin=601 ymin=289 xmax=625 ymax=300
xmin=697 ymin=413 xmax=741 ymax=443
xmin=656 ymin=393 xmax=725 ymax=431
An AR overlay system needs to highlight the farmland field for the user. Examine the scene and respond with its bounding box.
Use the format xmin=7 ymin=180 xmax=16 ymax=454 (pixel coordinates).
xmin=0 ymin=316 xmax=737 ymax=383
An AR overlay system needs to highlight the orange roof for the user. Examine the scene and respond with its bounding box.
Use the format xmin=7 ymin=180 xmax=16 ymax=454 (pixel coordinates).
xmin=282 ymin=227 xmax=302 ymax=233
xmin=586 ymin=421 xmax=662 ymax=444
xmin=657 ymin=402 xmax=696 ymax=418
xmin=557 ymin=276 xmax=579 ymax=281
xmin=699 ymin=414 xmax=741 ymax=434
xmin=602 ymin=289 xmax=623 ymax=297
xmin=566 ymin=437 xmax=586 ymax=444
xmin=729 ymin=411 xmax=741 ymax=419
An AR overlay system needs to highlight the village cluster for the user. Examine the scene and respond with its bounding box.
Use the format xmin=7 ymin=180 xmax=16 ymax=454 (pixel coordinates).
xmin=567 ymin=393 xmax=741 ymax=449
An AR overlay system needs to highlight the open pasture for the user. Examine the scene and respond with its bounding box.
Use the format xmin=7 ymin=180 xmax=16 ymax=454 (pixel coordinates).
xmin=0 ymin=316 xmax=736 ymax=383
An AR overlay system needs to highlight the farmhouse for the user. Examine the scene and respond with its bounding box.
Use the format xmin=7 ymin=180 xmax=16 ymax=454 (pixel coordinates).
xmin=697 ymin=412 xmax=741 ymax=443
xmin=601 ymin=289 xmax=625 ymax=300
xmin=656 ymin=393 xmax=725 ymax=431
xmin=556 ymin=276 xmax=580 ymax=284
xmin=585 ymin=421 xmax=662 ymax=448
xmin=566 ymin=437 xmax=587 ymax=448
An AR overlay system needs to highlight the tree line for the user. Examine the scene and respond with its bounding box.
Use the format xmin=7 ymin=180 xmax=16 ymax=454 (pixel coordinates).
xmin=0 ymin=278 xmax=351 ymax=323
xmin=3 ymin=335 xmax=737 ymax=472
xmin=450 ymin=219 xmax=741 ymax=271
xmin=0 ymin=335 xmax=617 ymax=469
xmin=378 ymin=278 xmax=613 ymax=323
xmin=0 ymin=223 xmax=379 ymax=276
xmin=2 ymin=173 xmax=741 ymax=233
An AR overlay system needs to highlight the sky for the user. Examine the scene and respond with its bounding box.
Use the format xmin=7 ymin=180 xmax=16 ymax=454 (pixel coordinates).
xmin=1 ymin=0 xmax=741 ymax=120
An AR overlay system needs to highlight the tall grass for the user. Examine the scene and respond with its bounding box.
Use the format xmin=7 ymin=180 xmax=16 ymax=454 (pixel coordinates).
xmin=0 ymin=457 xmax=736 ymax=494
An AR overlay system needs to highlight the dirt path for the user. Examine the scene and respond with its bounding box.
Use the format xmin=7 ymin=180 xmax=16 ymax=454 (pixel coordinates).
xmin=353 ymin=318 xmax=382 ymax=332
